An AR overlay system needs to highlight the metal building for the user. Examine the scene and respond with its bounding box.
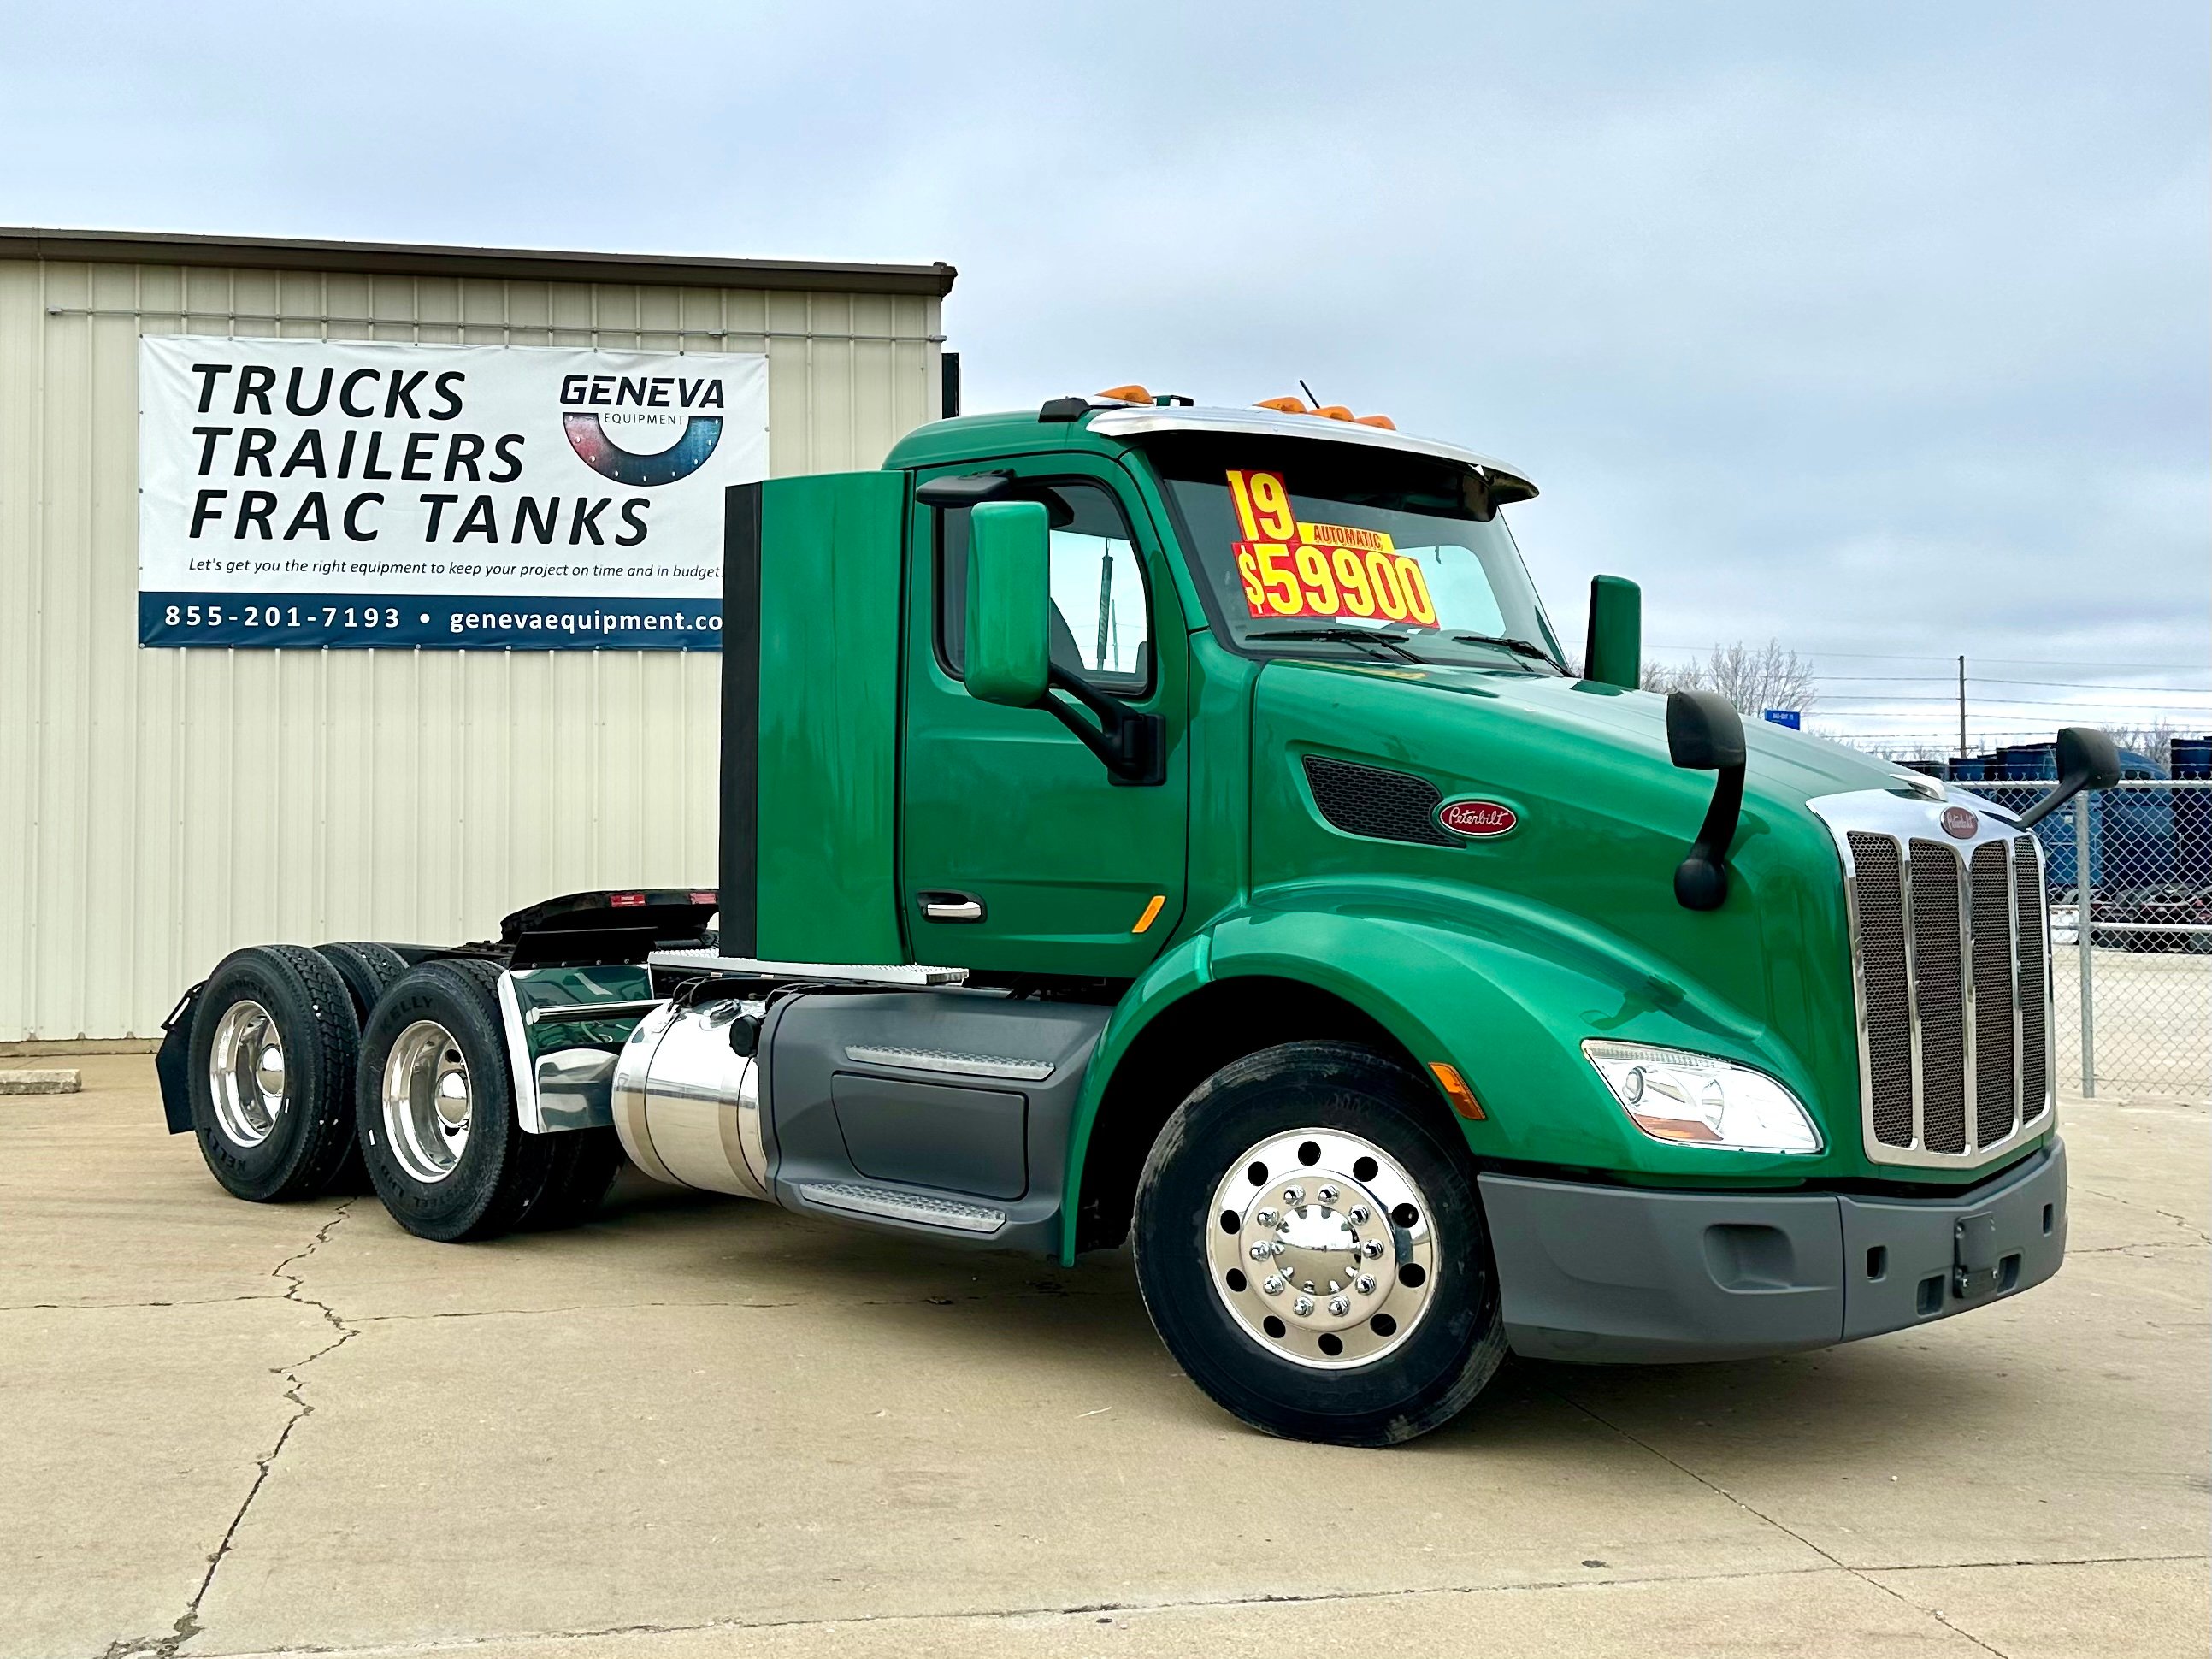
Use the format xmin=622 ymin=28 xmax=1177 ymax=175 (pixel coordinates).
xmin=0 ymin=228 xmax=954 ymax=1043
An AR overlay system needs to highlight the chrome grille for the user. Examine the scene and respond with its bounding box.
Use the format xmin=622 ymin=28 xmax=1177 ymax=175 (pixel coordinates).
xmin=1819 ymin=794 xmax=2055 ymax=1168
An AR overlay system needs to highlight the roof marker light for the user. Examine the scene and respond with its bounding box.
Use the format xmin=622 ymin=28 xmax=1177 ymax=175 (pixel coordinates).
xmin=1313 ymin=404 xmax=1355 ymax=422
xmin=1254 ymin=396 xmax=1308 ymax=413
xmin=1097 ymin=384 xmax=1152 ymax=404
xmin=1355 ymin=414 xmax=1396 ymax=429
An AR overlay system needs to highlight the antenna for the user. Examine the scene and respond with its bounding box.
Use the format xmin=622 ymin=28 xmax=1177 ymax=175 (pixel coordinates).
xmin=1297 ymin=378 xmax=1319 ymax=409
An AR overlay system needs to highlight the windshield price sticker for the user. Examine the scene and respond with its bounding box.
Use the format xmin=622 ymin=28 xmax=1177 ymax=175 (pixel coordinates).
xmin=1227 ymin=470 xmax=1439 ymax=628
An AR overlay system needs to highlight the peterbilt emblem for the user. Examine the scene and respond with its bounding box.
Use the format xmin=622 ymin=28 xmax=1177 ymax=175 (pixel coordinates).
xmin=1941 ymin=805 xmax=1979 ymax=839
xmin=1437 ymin=799 xmax=1519 ymax=838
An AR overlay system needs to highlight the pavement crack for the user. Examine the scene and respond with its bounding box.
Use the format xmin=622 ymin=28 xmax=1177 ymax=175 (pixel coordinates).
xmin=1538 ymin=1382 xmax=2015 ymax=1657
xmin=129 ymin=1200 xmax=363 ymax=1658
xmin=2071 ymin=1183 xmax=2212 ymax=1247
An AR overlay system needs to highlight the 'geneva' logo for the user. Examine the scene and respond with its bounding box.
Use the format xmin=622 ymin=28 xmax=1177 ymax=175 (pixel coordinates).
xmin=1437 ymin=798 xmax=1519 ymax=839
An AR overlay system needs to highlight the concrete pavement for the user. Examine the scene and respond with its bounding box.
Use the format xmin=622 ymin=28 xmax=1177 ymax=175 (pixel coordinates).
xmin=3 ymin=1054 xmax=2204 ymax=1658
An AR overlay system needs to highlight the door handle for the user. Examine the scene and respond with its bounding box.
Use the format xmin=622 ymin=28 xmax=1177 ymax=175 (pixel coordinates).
xmin=917 ymin=890 xmax=985 ymax=923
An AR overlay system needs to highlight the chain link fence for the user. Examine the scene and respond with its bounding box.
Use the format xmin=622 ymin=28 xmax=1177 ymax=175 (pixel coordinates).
xmin=1961 ymin=779 xmax=2211 ymax=1101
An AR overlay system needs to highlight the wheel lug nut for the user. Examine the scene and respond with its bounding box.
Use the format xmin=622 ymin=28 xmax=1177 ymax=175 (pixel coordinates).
xmin=1256 ymin=1208 xmax=1278 ymax=1227
xmin=1362 ymin=1239 xmax=1385 ymax=1259
xmin=1263 ymin=1275 xmax=1284 ymax=1295
xmin=1283 ymin=1187 xmax=1303 ymax=1205
xmin=1328 ymin=1296 xmax=1350 ymax=1317
xmin=1293 ymin=1296 xmax=1314 ymax=1317
xmin=1348 ymin=1206 xmax=1370 ymax=1225
xmin=1318 ymin=1184 xmax=1339 ymax=1202
xmin=1271 ymin=1240 xmax=1285 ymax=1256
xmin=1357 ymin=1275 xmax=1377 ymax=1295
xmin=1248 ymin=1243 xmax=1270 ymax=1260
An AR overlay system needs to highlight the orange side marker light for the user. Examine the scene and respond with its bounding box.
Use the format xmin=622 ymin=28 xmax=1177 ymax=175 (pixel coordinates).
xmin=1430 ymin=1061 xmax=1486 ymax=1119
xmin=1130 ymin=894 xmax=1168 ymax=935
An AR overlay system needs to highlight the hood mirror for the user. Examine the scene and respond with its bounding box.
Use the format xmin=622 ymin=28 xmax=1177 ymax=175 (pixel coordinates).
xmin=2014 ymin=726 xmax=2124 ymax=828
xmin=1583 ymin=576 xmax=1641 ymax=690
xmin=1667 ymin=690 xmax=1746 ymax=912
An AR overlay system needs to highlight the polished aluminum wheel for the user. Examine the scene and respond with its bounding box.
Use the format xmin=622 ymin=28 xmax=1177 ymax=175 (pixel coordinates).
xmin=208 ymin=998 xmax=286 ymax=1148
xmin=1206 ymin=1127 xmax=1439 ymax=1370
xmin=382 ymin=1019 xmax=473 ymax=1184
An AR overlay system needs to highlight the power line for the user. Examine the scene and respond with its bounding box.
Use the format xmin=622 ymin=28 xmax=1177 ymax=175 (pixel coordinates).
xmin=1808 ymin=673 xmax=2212 ymax=689
xmin=1649 ymin=646 xmax=2211 ymax=672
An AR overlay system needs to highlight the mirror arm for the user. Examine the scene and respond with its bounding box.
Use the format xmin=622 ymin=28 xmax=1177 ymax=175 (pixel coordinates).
xmin=1675 ymin=764 xmax=1745 ymax=911
xmin=1043 ymin=666 xmax=1165 ymax=786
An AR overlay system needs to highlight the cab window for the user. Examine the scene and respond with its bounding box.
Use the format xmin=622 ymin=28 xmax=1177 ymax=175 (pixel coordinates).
xmin=936 ymin=480 xmax=1153 ymax=695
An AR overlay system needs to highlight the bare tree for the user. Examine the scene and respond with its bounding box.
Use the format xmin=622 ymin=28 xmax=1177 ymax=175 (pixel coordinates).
xmin=1642 ymin=639 xmax=1819 ymax=717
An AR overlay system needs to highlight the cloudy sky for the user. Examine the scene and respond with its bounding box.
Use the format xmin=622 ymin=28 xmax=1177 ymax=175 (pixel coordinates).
xmin=5 ymin=1 xmax=2205 ymax=750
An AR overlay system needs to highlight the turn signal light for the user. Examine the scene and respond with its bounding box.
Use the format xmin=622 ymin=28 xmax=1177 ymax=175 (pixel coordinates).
xmin=1429 ymin=1061 xmax=1486 ymax=1120
xmin=1097 ymin=384 xmax=1152 ymax=404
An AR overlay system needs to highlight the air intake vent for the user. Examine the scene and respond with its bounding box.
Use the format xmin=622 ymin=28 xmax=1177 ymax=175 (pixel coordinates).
xmin=1301 ymin=755 xmax=1456 ymax=846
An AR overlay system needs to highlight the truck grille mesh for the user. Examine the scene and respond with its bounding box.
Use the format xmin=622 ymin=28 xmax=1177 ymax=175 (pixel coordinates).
xmin=1300 ymin=755 xmax=1457 ymax=846
xmin=1839 ymin=817 xmax=2052 ymax=1166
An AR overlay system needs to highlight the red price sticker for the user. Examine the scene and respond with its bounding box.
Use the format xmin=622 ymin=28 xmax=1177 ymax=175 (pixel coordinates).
xmin=1226 ymin=470 xmax=1438 ymax=628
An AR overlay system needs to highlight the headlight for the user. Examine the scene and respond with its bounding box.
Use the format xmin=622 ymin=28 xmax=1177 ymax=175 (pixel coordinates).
xmin=1581 ymin=1041 xmax=1822 ymax=1154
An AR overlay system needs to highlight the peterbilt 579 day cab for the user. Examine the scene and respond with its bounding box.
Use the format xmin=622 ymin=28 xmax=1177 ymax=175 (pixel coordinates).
xmin=160 ymin=389 xmax=2121 ymax=1447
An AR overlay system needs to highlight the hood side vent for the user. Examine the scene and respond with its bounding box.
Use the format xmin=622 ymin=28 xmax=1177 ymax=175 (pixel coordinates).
xmin=1301 ymin=755 xmax=1457 ymax=847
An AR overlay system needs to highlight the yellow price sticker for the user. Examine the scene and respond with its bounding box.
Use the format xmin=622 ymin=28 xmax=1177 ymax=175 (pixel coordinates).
xmin=1227 ymin=470 xmax=1437 ymax=628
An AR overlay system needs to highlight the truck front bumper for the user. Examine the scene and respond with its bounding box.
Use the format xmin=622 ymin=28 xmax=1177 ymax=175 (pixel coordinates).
xmin=1478 ymin=1138 xmax=2066 ymax=1363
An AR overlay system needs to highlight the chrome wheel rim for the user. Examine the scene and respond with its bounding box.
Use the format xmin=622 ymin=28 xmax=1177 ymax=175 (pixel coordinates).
xmin=1206 ymin=1128 xmax=1439 ymax=1370
xmin=382 ymin=1020 xmax=473 ymax=1184
xmin=208 ymin=999 xmax=286 ymax=1148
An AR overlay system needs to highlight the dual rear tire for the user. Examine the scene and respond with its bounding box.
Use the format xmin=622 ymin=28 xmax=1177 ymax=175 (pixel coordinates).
xmin=187 ymin=948 xmax=621 ymax=1237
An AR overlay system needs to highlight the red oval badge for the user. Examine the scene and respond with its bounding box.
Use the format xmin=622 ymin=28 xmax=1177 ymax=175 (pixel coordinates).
xmin=1941 ymin=805 xmax=1979 ymax=840
xmin=1437 ymin=798 xmax=1519 ymax=839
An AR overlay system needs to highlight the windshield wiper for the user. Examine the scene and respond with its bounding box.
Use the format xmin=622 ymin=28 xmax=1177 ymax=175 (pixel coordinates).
xmin=1246 ymin=625 xmax=1425 ymax=664
xmin=1452 ymin=632 xmax=1563 ymax=671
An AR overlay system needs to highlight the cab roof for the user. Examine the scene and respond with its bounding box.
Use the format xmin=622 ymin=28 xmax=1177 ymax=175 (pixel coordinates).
xmin=884 ymin=400 xmax=1538 ymax=500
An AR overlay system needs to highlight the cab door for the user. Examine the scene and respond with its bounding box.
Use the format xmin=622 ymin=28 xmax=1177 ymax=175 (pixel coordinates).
xmin=900 ymin=457 xmax=1189 ymax=977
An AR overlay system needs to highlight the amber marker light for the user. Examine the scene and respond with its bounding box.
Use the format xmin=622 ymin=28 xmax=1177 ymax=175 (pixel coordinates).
xmin=1097 ymin=384 xmax=1152 ymax=404
xmin=1254 ymin=395 xmax=1309 ymax=413
xmin=1355 ymin=414 xmax=1396 ymax=429
xmin=1130 ymin=894 xmax=1168 ymax=934
xmin=1312 ymin=404 xmax=1354 ymax=422
xmin=1429 ymin=1062 xmax=1486 ymax=1119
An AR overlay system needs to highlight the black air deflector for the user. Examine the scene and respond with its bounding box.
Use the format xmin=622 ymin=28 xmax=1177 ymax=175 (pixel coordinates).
xmin=1300 ymin=755 xmax=1456 ymax=847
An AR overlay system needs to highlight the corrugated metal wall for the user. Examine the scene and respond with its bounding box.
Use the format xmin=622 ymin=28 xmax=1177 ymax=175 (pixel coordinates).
xmin=0 ymin=256 xmax=941 ymax=1040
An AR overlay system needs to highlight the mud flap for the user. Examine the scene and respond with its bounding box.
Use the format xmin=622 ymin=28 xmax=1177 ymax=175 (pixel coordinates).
xmin=154 ymin=981 xmax=204 ymax=1134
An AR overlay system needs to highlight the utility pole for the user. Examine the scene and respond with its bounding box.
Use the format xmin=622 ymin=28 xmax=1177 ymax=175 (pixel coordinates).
xmin=1094 ymin=545 xmax=1114 ymax=671
xmin=1956 ymin=655 xmax=1967 ymax=763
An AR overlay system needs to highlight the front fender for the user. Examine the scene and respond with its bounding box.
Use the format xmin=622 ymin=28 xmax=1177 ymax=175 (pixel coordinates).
xmin=1063 ymin=878 xmax=1846 ymax=1259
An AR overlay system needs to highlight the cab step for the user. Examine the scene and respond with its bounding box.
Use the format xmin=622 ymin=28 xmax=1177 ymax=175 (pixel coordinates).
xmin=793 ymin=1180 xmax=1007 ymax=1235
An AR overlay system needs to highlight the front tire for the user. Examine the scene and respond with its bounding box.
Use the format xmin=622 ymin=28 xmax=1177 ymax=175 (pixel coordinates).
xmin=1132 ymin=1042 xmax=1507 ymax=1447
xmin=356 ymin=959 xmax=556 ymax=1242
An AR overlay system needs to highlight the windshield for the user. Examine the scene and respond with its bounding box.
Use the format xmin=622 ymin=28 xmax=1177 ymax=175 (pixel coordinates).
xmin=1140 ymin=434 xmax=1562 ymax=671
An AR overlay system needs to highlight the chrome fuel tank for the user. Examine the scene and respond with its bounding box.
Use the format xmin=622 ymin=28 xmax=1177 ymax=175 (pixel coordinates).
xmin=611 ymin=998 xmax=772 ymax=1201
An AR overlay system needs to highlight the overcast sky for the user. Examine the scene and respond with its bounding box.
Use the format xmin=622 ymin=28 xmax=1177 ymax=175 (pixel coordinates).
xmin=4 ymin=1 xmax=2205 ymax=749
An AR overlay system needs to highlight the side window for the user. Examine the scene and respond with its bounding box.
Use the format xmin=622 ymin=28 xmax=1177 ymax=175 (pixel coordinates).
xmin=935 ymin=480 xmax=1153 ymax=694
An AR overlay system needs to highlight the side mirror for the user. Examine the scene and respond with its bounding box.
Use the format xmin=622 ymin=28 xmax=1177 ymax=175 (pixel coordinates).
xmin=1583 ymin=575 xmax=1642 ymax=689
xmin=964 ymin=500 xmax=1051 ymax=708
xmin=1666 ymin=690 xmax=1747 ymax=912
xmin=2014 ymin=726 xmax=2124 ymax=828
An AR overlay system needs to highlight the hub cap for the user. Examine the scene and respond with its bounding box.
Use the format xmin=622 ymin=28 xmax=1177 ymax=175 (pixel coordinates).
xmin=382 ymin=1020 xmax=473 ymax=1184
xmin=1206 ymin=1128 xmax=1439 ymax=1369
xmin=208 ymin=999 xmax=285 ymax=1148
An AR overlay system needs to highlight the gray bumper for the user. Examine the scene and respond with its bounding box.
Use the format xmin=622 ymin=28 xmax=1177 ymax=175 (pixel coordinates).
xmin=1478 ymin=1139 xmax=2067 ymax=1363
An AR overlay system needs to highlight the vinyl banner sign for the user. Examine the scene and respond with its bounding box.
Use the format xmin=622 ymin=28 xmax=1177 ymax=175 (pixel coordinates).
xmin=138 ymin=336 xmax=767 ymax=648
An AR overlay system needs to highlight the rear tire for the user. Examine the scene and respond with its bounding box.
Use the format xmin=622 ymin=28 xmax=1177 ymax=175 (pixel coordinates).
xmin=313 ymin=942 xmax=410 ymax=1190
xmin=522 ymin=1129 xmax=625 ymax=1231
xmin=187 ymin=946 xmax=362 ymax=1202
xmin=356 ymin=959 xmax=556 ymax=1242
xmin=1132 ymin=1041 xmax=1507 ymax=1447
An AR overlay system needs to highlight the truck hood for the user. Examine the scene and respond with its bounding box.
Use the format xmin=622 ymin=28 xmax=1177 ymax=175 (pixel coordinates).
xmin=1245 ymin=658 xmax=1948 ymax=1131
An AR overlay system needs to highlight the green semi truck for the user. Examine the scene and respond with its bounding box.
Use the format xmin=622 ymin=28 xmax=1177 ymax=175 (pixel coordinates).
xmin=159 ymin=389 xmax=2118 ymax=1446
